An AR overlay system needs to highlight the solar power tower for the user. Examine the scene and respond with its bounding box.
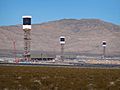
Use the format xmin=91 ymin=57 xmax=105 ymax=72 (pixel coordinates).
xmin=22 ymin=16 xmax=32 ymax=61
xmin=59 ymin=36 xmax=65 ymax=61
xmin=102 ymin=41 xmax=107 ymax=59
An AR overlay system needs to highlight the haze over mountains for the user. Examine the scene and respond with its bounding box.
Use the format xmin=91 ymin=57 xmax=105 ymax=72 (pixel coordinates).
xmin=0 ymin=19 xmax=120 ymax=56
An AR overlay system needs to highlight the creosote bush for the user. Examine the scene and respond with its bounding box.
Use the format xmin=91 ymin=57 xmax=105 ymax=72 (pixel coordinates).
xmin=0 ymin=66 xmax=120 ymax=90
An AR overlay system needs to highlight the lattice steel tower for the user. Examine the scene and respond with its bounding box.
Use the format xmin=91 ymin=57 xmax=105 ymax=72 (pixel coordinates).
xmin=22 ymin=16 xmax=32 ymax=61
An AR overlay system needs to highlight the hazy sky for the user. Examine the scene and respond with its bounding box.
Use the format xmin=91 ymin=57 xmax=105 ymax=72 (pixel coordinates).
xmin=0 ymin=0 xmax=120 ymax=26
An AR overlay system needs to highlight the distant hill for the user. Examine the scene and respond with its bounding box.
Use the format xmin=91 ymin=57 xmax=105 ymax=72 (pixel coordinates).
xmin=0 ymin=19 xmax=120 ymax=56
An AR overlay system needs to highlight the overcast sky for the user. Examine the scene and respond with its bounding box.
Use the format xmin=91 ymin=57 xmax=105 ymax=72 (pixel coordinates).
xmin=0 ymin=0 xmax=120 ymax=26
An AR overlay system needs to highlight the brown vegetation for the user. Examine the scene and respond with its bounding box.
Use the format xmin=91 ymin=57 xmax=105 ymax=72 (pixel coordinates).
xmin=0 ymin=66 xmax=120 ymax=90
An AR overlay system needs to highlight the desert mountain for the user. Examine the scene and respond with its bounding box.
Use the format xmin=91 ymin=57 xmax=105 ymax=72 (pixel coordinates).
xmin=0 ymin=19 xmax=120 ymax=56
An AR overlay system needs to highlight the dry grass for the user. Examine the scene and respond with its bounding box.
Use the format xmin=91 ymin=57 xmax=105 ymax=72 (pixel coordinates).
xmin=0 ymin=66 xmax=120 ymax=90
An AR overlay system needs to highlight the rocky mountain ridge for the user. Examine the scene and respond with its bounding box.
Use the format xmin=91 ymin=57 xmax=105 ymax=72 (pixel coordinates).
xmin=0 ymin=19 xmax=120 ymax=56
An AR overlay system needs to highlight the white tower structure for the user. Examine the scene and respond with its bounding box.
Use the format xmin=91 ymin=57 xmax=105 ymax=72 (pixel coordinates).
xmin=102 ymin=41 xmax=106 ymax=59
xmin=59 ymin=36 xmax=65 ymax=61
xmin=22 ymin=16 xmax=32 ymax=61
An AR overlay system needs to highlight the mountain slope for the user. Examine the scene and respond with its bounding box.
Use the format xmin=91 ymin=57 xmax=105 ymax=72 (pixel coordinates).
xmin=0 ymin=19 xmax=120 ymax=56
